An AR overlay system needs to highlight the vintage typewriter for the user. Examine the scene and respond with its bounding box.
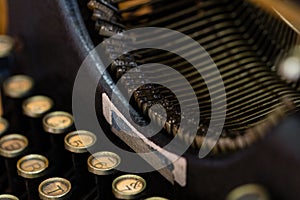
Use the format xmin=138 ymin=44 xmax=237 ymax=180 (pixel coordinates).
xmin=1 ymin=0 xmax=300 ymax=199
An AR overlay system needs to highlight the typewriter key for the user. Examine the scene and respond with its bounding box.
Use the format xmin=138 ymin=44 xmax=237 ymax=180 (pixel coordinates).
xmin=112 ymin=174 xmax=146 ymax=199
xmin=0 ymin=134 xmax=28 ymax=194
xmin=65 ymin=130 xmax=97 ymax=176
xmin=38 ymin=177 xmax=71 ymax=200
xmin=17 ymin=154 xmax=49 ymax=199
xmin=3 ymin=75 xmax=34 ymax=132
xmin=88 ymin=151 xmax=121 ymax=176
xmin=0 ymin=194 xmax=19 ymax=200
xmin=88 ymin=151 xmax=121 ymax=199
xmin=43 ymin=111 xmax=73 ymax=134
xmin=64 ymin=130 xmax=96 ymax=154
xmin=23 ymin=95 xmax=53 ymax=118
xmin=23 ymin=95 xmax=54 ymax=152
xmin=17 ymin=154 xmax=49 ymax=178
xmin=64 ymin=130 xmax=96 ymax=195
xmin=226 ymin=184 xmax=270 ymax=200
xmin=0 ymin=134 xmax=28 ymax=158
xmin=43 ymin=111 xmax=74 ymax=175
xmin=144 ymin=197 xmax=169 ymax=200
xmin=3 ymin=75 xmax=34 ymax=99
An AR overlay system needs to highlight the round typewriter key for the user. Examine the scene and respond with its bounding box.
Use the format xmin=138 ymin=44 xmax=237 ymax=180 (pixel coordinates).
xmin=0 ymin=134 xmax=28 ymax=158
xmin=38 ymin=177 xmax=71 ymax=200
xmin=3 ymin=75 xmax=34 ymax=99
xmin=43 ymin=111 xmax=73 ymax=176
xmin=88 ymin=151 xmax=121 ymax=175
xmin=17 ymin=154 xmax=49 ymax=199
xmin=226 ymin=184 xmax=270 ymax=200
xmin=23 ymin=96 xmax=53 ymax=152
xmin=17 ymin=154 xmax=49 ymax=179
xmin=112 ymin=174 xmax=146 ymax=199
xmin=0 ymin=134 xmax=28 ymax=195
xmin=23 ymin=95 xmax=53 ymax=118
xmin=88 ymin=151 xmax=121 ymax=199
xmin=64 ymin=130 xmax=96 ymax=154
xmin=0 ymin=194 xmax=19 ymax=200
xmin=3 ymin=75 xmax=34 ymax=132
xmin=43 ymin=111 xmax=73 ymax=134
xmin=64 ymin=131 xmax=96 ymax=196
xmin=145 ymin=197 xmax=169 ymax=200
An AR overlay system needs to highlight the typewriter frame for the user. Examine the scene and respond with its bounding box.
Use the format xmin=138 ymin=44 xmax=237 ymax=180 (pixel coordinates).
xmin=5 ymin=0 xmax=300 ymax=199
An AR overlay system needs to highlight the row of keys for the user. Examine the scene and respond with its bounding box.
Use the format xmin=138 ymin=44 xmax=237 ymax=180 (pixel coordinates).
xmin=0 ymin=73 xmax=170 ymax=199
xmin=0 ymin=128 xmax=168 ymax=199
xmin=0 ymin=193 xmax=168 ymax=200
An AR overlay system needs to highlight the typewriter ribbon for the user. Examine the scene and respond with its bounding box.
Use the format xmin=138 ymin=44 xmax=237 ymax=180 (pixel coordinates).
xmin=72 ymin=27 xmax=226 ymax=185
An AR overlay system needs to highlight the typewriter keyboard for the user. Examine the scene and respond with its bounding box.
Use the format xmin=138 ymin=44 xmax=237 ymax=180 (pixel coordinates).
xmin=0 ymin=72 xmax=177 ymax=200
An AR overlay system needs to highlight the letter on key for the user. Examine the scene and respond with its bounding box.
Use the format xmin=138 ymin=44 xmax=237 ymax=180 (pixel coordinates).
xmin=88 ymin=151 xmax=121 ymax=175
xmin=38 ymin=177 xmax=71 ymax=200
xmin=17 ymin=154 xmax=49 ymax=179
xmin=0 ymin=134 xmax=28 ymax=158
xmin=64 ymin=130 xmax=97 ymax=153
xmin=43 ymin=111 xmax=74 ymax=134
xmin=112 ymin=174 xmax=146 ymax=199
